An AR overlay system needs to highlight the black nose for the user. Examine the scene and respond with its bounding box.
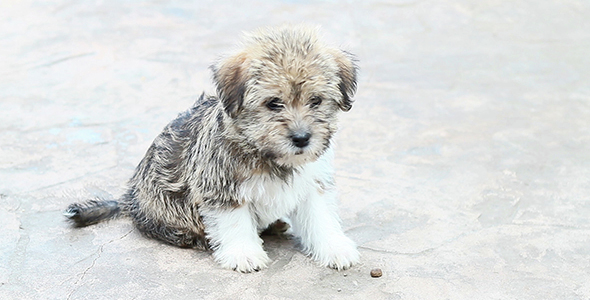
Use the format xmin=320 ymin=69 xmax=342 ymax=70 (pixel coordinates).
xmin=291 ymin=132 xmax=311 ymax=148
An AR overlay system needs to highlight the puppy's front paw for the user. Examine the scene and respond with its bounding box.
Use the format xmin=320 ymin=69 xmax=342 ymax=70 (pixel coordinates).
xmin=213 ymin=244 xmax=271 ymax=273
xmin=312 ymin=236 xmax=360 ymax=270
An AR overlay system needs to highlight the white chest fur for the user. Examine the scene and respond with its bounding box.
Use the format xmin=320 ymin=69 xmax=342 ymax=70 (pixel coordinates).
xmin=240 ymin=147 xmax=335 ymax=229
xmin=203 ymin=147 xmax=358 ymax=272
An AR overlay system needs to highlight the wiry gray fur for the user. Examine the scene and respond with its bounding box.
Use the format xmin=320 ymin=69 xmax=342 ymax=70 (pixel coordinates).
xmin=65 ymin=94 xmax=291 ymax=249
xmin=64 ymin=26 xmax=358 ymax=257
xmin=64 ymin=200 xmax=121 ymax=227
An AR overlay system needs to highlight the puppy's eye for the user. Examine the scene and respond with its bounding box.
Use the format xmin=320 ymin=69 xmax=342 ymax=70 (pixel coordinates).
xmin=309 ymin=96 xmax=322 ymax=109
xmin=266 ymin=97 xmax=283 ymax=111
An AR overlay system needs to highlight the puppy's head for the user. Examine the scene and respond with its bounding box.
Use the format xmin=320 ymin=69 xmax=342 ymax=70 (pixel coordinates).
xmin=212 ymin=26 xmax=358 ymax=167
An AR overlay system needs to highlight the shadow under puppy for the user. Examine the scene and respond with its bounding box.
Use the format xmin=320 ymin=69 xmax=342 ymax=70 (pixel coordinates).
xmin=65 ymin=26 xmax=359 ymax=273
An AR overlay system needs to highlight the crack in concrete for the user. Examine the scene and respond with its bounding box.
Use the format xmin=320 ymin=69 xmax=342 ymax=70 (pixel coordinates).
xmin=66 ymin=229 xmax=133 ymax=300
xmin=359 ymin=229 xmax=484 ymax=257
xmin=359 ymin=245 xmax=436 ymax=256
xmin=67 ymin=245 xmax=103 ymax=300
xmin=7 ymin=221 xmax=30 ymax=284
xmin=28 ymin=165 xmax=120 ymax=193
xmin=31 ymin=52 xmax=96 ymax=69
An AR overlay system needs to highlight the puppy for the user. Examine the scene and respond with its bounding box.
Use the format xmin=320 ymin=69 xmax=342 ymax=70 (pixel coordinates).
xmin=65 ymin=26 xmax=360 ymax=273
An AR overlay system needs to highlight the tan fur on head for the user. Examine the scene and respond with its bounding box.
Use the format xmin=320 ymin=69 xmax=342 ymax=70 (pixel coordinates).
xmin=211 ymin=53 xmax=250 ymax=118
xmin=328 ymin=48 xmax=358 ymax=111
xmin=212 ymin=26 xmax=358 ymax=118
xmin=212 ymin=26 xmax=359 ymax=166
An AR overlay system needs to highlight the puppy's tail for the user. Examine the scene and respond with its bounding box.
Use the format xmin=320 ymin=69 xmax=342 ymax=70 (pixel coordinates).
xmin=64 ymin=200 xmax=123 ymax=227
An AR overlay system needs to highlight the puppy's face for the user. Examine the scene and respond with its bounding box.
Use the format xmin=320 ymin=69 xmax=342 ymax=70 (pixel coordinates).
xmin=213 ymin=28 xmax=358 ymax=167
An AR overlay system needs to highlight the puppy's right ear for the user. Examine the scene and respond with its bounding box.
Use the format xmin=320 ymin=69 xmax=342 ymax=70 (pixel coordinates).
xmin=211 ymin=53 xmax=250 ymax=118
xmin=330 ymin=49 xmax=358 ymax=112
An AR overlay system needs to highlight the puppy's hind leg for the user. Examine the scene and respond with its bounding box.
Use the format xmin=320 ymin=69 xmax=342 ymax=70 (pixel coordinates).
xmin=133 ymin=217 xmax=208 ymax=249
xmin=127 ymin=201 xmax=208 ymax=249
xmin=261 ymin=219 xmax=291 ymax=237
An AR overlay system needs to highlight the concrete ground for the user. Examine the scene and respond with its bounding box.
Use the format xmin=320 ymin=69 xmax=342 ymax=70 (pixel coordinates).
xmin=1 ymin=0 xmax=589 ymax=299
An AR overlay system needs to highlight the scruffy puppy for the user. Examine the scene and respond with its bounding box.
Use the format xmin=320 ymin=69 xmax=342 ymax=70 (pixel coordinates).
xmin=65 ymin=26 xmax=359 ymax=273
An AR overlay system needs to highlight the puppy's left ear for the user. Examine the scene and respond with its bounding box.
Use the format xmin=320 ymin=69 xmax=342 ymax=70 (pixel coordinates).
xmin=211 ymin=53 xmax=250 ymax=118
xmin=331 ymin=50 xmax=358 ymax=112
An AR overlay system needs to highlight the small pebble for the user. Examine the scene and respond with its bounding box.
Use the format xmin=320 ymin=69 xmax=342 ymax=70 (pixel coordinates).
xmin=337 ymin=288 xmax=342 ymax=292
xmin=370 ymin=268 xmax=382 ymax=278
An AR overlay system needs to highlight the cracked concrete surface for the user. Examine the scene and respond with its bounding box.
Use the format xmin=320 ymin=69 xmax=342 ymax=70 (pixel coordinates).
xmin=1 ymin=0 xmax=590 ymax=299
